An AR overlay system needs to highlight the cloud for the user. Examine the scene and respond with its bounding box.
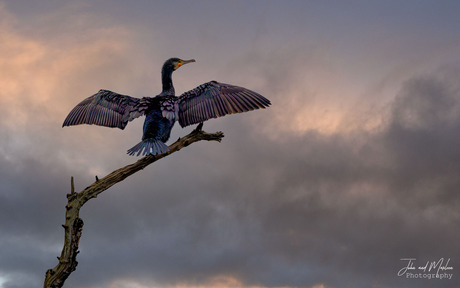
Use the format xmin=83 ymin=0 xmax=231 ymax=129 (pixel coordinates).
xmin=0 ymin=3 xmax=149 ymax=173
xmin=248 ymin=69 xmax=460 ymax=287
xmin=219 ymin=46 xmax=364 ymax=135
xmin=1 ymin=2 xmax=460 ymax=288
xmin=47 ymin=68 xmax=458 ymax=288
xmin=0 ymin=4 xmax=148 ymax=287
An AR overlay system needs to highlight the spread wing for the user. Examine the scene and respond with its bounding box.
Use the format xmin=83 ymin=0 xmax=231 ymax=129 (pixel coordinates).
xmin=177 ymin=81 xmax=270 ymax=127
xmin=62 ymin=90 xmax=152 ymax=129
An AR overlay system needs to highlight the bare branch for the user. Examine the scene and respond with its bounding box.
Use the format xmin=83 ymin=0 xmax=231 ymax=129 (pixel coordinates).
xmin=70 ymin=176 xmax=75 ymax=194
xmin=44 ymin=126 xmax=224 ymax=288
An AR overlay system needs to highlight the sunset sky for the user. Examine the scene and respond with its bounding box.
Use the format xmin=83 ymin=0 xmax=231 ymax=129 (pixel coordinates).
xmin=1 ymin=1 xmax=460 ymax=288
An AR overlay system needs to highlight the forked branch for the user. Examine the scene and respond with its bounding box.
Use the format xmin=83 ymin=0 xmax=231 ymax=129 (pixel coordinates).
xmin=44 ymin=124 xmax=223 ymax=288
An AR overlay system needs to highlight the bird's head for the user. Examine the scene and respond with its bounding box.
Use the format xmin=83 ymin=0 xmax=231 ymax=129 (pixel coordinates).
xmin=160 ymin=58 xmax=196 ymax=95
xmin=163 ymin=58 xmax=196 ymax=72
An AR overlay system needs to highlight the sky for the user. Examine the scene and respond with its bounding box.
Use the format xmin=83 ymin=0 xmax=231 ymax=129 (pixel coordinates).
xmin=1 ymin=1 xmax=460 ymax=288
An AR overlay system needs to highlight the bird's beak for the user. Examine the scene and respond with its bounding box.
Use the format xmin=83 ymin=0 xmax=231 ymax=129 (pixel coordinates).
xmin=177 ymin=59 xmax=195 ymax=68
xmin=181 ymin=59 xmax=195 ymax=66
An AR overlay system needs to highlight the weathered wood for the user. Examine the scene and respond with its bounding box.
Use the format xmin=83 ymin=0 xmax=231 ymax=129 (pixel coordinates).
xmin=44 ymin=124 xmax=223 ymax=288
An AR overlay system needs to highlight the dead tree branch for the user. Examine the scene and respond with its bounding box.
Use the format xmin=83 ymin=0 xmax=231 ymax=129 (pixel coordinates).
xmin=44 ymin=124 xmax=223 ymax=288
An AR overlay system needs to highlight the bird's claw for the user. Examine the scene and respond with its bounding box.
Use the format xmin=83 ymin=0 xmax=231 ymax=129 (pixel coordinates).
xmin=195 ymin=122 xmax=204 ymax=131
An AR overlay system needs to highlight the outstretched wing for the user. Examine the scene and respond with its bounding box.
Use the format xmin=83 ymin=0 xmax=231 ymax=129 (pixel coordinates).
xmin=62 ymin=90 xmax=152 ymax=129
xmin=177 ymin=81 xmax=270 ymax=127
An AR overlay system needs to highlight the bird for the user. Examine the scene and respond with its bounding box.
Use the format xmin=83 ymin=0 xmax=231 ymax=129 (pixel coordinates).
xmin=63 ymin=58 xmax=271 ymax=156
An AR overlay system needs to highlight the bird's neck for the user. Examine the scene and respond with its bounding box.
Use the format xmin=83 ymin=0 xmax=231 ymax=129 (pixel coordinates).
xmin=161 ymin=69 xmax=175 ymax=96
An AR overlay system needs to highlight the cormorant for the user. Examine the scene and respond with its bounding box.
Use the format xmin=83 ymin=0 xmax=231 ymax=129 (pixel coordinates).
xmin=63 ymin=58 xmax=271 ymax=156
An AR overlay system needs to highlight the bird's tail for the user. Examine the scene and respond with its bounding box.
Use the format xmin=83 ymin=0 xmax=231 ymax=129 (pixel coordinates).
xmin=127 ymin=139 xmax=169 ymax=156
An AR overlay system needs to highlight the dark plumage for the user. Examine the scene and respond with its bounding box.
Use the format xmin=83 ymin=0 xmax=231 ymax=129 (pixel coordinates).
xmin=63 ymin=58 xmax=271 ymax=156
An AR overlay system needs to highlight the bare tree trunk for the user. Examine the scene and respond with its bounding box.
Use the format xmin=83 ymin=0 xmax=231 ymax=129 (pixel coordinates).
xmin=44 ymin=124 xmax=223 ymax=288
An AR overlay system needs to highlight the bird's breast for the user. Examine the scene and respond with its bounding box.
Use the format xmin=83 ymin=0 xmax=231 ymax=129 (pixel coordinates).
xmin=142 ymin=108 xmax=175 ymax=142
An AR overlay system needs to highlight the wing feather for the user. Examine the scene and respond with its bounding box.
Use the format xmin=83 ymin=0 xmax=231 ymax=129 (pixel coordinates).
xmin=177 ymin=81 xmax=270 ymax=128
xmin=62 ymin=89 xmax=151 ymax=129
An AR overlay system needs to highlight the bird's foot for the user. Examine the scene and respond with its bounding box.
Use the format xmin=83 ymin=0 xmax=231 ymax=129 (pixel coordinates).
xmin=194 ymin=122 xmax=204 ymax=132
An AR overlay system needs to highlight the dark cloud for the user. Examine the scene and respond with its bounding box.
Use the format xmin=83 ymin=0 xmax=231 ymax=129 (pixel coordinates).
xmin=2 ymin=61 xmax=460 ymax=288
xmin=1 ymin=2 xmax=460 ymax=288
xmin=7 ymin=69 xmax=446 ymax=288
